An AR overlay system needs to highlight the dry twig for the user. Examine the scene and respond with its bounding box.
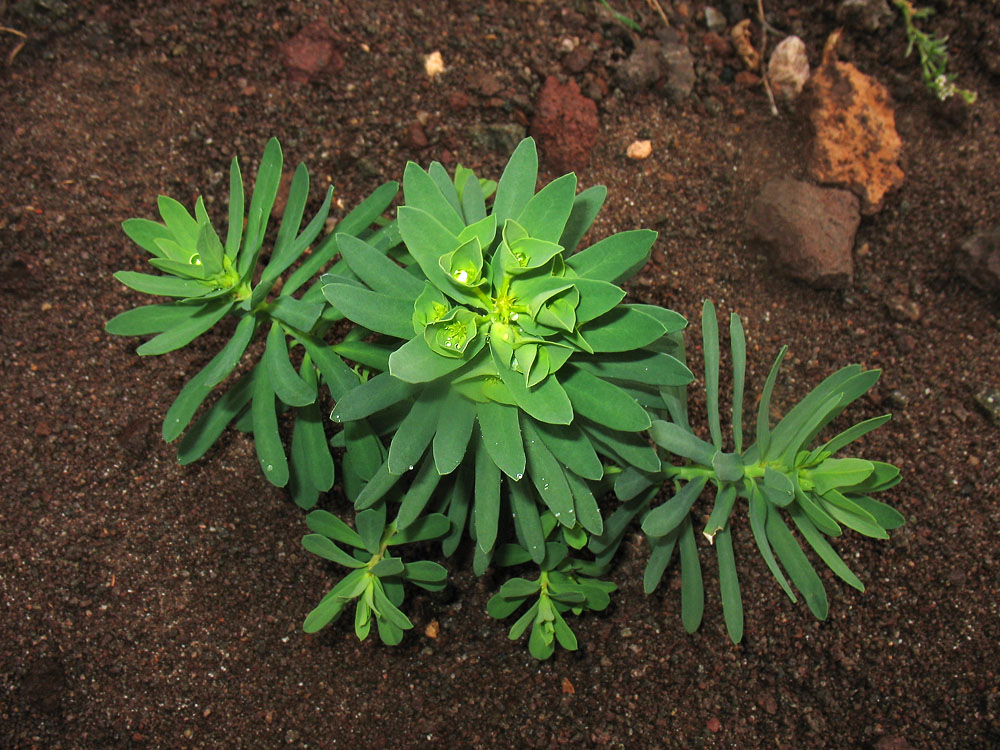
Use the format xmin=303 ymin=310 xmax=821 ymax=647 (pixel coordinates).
xmin=644 ymin=0 xmax=670 ymax=28
xmin=1 ymin=25 xmax=27 ymax=65
xmin=756 ymin=0 xmax=780 ymax=116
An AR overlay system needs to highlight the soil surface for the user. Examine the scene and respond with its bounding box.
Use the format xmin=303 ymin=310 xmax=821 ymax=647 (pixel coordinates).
xmin=2 ymin=1 xmax=999 ymax=748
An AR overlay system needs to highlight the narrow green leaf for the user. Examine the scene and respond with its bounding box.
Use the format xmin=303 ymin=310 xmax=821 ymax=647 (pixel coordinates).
xmin=522 ymin=419 xmax=576 ymax=527
xmin=292 ymin=361 xmax=335 ymax=493
xmin=559 ymin=366 xmax=651 ymax=431
xmin=756 ymin=345 xmax=788 ymax=457
xmin=106 ymin=302 xmax=201 ymax=337
xmin=488 ymin=592 xmax=526 ymax=620
xmin=509 ymin=479 xmax=546 ymax=564
xmin=395 ymin=453 xmax=442 ymax=530
xmin=649 ymin=420 xmax=715 ymax=465
xmin=306 ymin=509 xmax=363 ymax=548
xmin=338 ymin=233 xmax=425 ymax=299
xmin=113 ymin=271 xmax=212 ymax=298
xmin=194 ymin=221 xmax=224 ymax=276
xmin=716 ymin=525 xmax=743 ymax=643
xmin=239 ymin=138 xmax=283 ymax=275
xmin=565 ymin=472 xmax=603 ymax=535
xmin=643 ymin=528 xmax=679 ymax=593
xmin=477 ymin=401 xmax=526 ymax=480
xmin=678 ymin=517 xmax=704 ymax=634
xmin=768 ymin=365 xmax=863 ymax=459
xmin=225 ymin=156 xmax=244 ymax=259
xmin=794 ymin=485 xmax=842 ymax=537
xmin=701 ymin=300 xmax=722 ymax=450
xmin=396 ymin=206 xmax=481 ymax=308
xmin=251 ymin=364 xmax=289 ymax=487
xmin=442 ymin=467 xmax=472 ymax=556
xmin=270 ymin=163 xmax=309 ymax=273
xmin=177 ymin=368 xmax=255 ymax=464
xmin=282 ymin=180 xmax=399 ymax=296
xmin=330 ymin=340 xmax=393 ymax=373
xmin=573 ymin=350 xmax=692 ymax=387
xmin=493 ymin=348 xmax=573 ymax=425
xmin=331 ymin=372 xmax=416 ymax=423
xmin=566 ymin=229 xmax=656 ymax=283
xmin=529 ymin=621 xmax=555 ymax=660
xmin=388 ymin=334 xmax=483 ymax=384
xmin=819 ymin=493 xmax=889 ymax=539
xmin=788 ymin=505 xmax=864 ymax=592
xmin=295 ymin=334 xmax=360 ymax=401
xmin=499 ymin=576 xmax=541 ymax=600
xmin=703 ymin=483 xmax=738 ymax=542
xmin=560 ymin=185 xmax=607 ymax=253
xmin=642 ymin=476 xmax=708 ymax=537
xmin=579 ymin=420 xmax=661 ymax=473
xmin=122 ymin=218 xmax=173 ymax=259
xmin=392 ymin=513 xmax=451 ymax=545
xmin=809 ymin=458 xmax=875 ymax=497
xmin=356 ymin=505 xmax=387 ymax=554
xmin=766 ymin=509 xmax=829 ymax=619
xmin=302 ymin=534 xmax=365 ymax=568
xmin=372 ymin=582 xmax=413 ymax=631
xmin=157 ymin=195 xmax=200 ymax=249
xmin=322 ymin=283 xmax=416 ymax=340
xmin=534 ymin=420 xmax=604 ymax=482
xmin=386 ymin=388 xmax=441 ymax=474
xmin=428 ymin=161 xmax=463 ymax=218
xmin=516 ymin=172 xmax=577 ymax=243
xmin=492 ymin=137 xmax=538 ymax=226
xmin=147 ymin=255 xmax=209 ymax=280
xmin=551 ymin=609 xmax=578 ymax=651
xmin=302 ymin=590 xmax=347 ymax=633
xmin=403 ymin=161 xmax=465 ymax=235
xmin=851 ymin=494 xmax=905 ymax=530
xmin=404 ymin=560 xmax=448 ymax=584
xmin=433 ymin=391 xmax=477 ymax=474
xmin=730 ymin=313 xmax=746 ymax=454
xmin=460 ymin=167 xmax=487 ymax=222
xmin=264 ymin=321 xmax=316 ymax=407
xmin=748 ymin=485 xmax=796 ymax=601
xmin=821 ymin=414 xmax=892 ymax=456
xmin=582 ymin=306 xmax=666 ymax=352
xmin=851 ymin=461 xmax=902 ymax=494
xmin=508 ymin=601 xmax=539 ymax=640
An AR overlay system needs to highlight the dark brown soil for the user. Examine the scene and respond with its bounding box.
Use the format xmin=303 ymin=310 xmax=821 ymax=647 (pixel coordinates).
xmin=2 ymin=1 xmax=998 ymax=748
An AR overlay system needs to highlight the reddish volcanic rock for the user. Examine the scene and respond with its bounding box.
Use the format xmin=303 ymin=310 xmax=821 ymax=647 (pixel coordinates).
xmin=530 ymin=75 xmax=599 ymax=173
xmin=280 ymin=22 xmax=344 ymax=84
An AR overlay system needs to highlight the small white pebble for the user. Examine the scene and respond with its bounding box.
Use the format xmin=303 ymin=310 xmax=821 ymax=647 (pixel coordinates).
xmin=626 ymin=139 xmax=652 ymax=160
xmin=424 ymin=51 xmax=445 ymax=78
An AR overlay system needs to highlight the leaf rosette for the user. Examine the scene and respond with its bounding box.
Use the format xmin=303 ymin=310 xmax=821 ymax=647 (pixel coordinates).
xmin=321 ymin=138 xmax=694 ymax=577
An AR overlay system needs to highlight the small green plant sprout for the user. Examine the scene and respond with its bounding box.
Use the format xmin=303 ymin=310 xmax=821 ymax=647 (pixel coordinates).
xmin=107 ymin=139 xmax=401 ymax=509
xmin=301 ymin=506 xmax=448 ymax=644
xmin=487 ymin=511 xmax=616 ymax=659
xmin=607 ymin=301 xmax=904 ymax=644
xmin=891 ymin=0 xmax=977 ymax=103
xmin=596 ymin=0 xmax=642 ymax=32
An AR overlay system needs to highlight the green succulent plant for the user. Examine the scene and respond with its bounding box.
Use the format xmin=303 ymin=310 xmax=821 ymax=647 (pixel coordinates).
xmin=597 ymin=301 xmax=904 ymax=643
xmin=108 ymin=139 xmax=400 ymax=509
xmin=301 ymin=505 xmax=449 ymax=643
xmin=108 ymin=137 xmax=903 ymax=659
xmin=487 ymin=510 xmax=616 ymax=659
